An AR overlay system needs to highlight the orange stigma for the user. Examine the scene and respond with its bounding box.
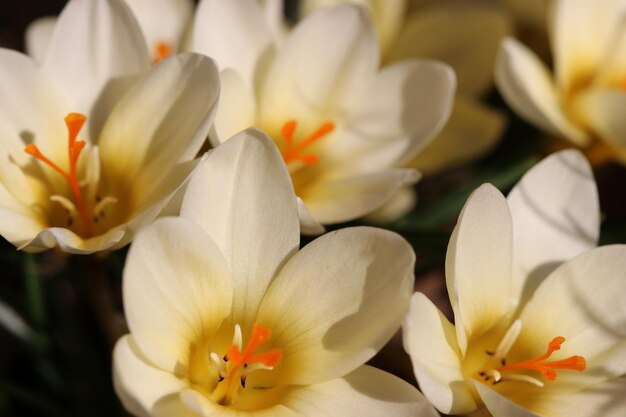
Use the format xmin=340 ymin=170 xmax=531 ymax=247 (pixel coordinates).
xmin=496 ymin=337 xmax=586 ymax=381
xmin=280 ymin=120 xmax=334 ymax=165
xmin=153 ymin=41 xmax=172 ymax=63
xmin=24 ymin=113 xmax=93 ymax=236
xmin=225 ymin=324 xmax=281 ymax=382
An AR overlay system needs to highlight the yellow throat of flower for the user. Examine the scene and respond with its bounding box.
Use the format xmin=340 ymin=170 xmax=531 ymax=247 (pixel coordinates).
xmin=207 ymin=323 xmax=282 ymax=407
xmin=279 ymin=120 xmax=335 ymax=166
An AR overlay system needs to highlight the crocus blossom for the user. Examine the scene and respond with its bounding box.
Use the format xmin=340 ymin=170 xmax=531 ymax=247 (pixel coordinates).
xmin=404 ymin=149 xmax=626 ymax=416
xmin=496 ymin=0 xmax=626 ymax=164
xmin=26 ymin=0 xmax=194 ymax=63
xmin=113 ymin=129 xmax=438 ymax=417
xmin=300 ymin=0 xmax=511 ymax=176
xmin=0 ymin=0 xmax=220 ymax=253
xmin=193 ymin=1 xmax=455 ymax=231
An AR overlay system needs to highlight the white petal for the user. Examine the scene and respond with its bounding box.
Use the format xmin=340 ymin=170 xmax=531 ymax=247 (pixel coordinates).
xmin=302 ymin=169 xmax=419 ymax=225
xmin=519 ymin=245 xmax=626 ymax=381
xmin=551 ymin=0 xmax=626 ymax=90
xmin=180 ymin=129 xmax=300 ymax=325
xmin=508 ymin=149 xmax=599 ymax=307
xmin=21 ymin=226 xmax=126 ymax=254
xmin=180 ymin=388 xmax=298 ymax=417
xmin=363 ymin=186 xmax=417 ymax=225
xmin=403 ymin=293 xmax=476 ymax=415
xmin=125 ymin=0 xmax=193 ymax=56
xmin=334 ymin=60 xmax=456 ymax=171
xmin=193 ymin=0 xmax=274 ymax=88
xmin=388 ymin=4 xmax=512 ymax=96
xmin=410 ymin=95 xmax=506 ymax=174
xmin=98 ymin=53 xmax=220 ymax=193
xmin=256 ymin=227 xmax=414 ymax=385
xmin=123 ymin=217 xmax=233 ymax=372
xmin=446 ymin=184 xmax=513 ymax=354
xmin=212 ymin=69 xmax=256 ymax=145
xmin=473 ymin=380 xmax=541 ymax=417
xmin=296 ymin=197 xmax=325 ymax=235
xmin=573 ymin=89 xmax=626 ymax=160
xmin=495 ymin=38 xmax=588 ymax=145
xmin=44 ymin=0 xmax=151 ymax=115
xmin=0 ymin=185 xmax=45 ymax=251
xmin=284 ymin=366 xmax=438 ymax=417
xmin=536 ymin=378 xmax=626 ymax=417
xmin=25 ymin=16 xmax=56 ymax=64
xmin=113 ymin=336 xmax=196 ymax=417
xmin=260 ymin=5 xmax=379 ymax=125
xmin=0 ymin=49 xmax=70 ymax=171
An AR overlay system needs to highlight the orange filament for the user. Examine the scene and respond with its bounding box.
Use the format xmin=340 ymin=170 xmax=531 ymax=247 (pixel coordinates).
xmin=225 ymin=324 xmax=281 ymax=383
xmin=280 ymin=120 xmax=335 ymax=165
xmin=496 ymin=336 xmax=586 ymax=381
xmin=153 ymin=41 xmax=172 ymax=63
xmin=24 ymin=113 xmax=93 ymax=237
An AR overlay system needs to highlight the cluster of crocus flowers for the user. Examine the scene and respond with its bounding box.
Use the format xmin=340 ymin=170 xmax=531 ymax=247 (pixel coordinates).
xmin=404 ymin=150 xmax=626 ymax=416
xmin=113 ymin=130 xmax=439 ymax=417
xmin=193 ymin=0 xmax=456 ymax=230
xmin=496 ymin=0 xmax=626 ymax=164
xmin=0 ymin=0 xmax=220 ymax=253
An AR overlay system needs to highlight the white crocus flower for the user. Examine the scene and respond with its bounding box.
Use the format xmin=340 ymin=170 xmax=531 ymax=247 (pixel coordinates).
xmin=496 ymin=0 xmax=626 ymax=164
xmin=0 ymin=0 xmax=220 ymax=254
xmin=193 ymin=1 xmax=455 ymax=232
xmin=27 ymin=0 xmax=194 ymax=64
xmin=113 ymin=129 xmax=439 ymax=417
xmin=404 ymin=149 xmax=626 ymax=416
xmin=300 ymin=0 xmax=511 ymax=176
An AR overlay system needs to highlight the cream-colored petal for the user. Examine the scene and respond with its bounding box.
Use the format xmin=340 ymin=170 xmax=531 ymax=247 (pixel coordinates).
xmin=508 ymin=149 xmax=599 ymax=308
xmin=334 ymin=60 xmax=455 ymax=171
xmin=363 ymin=185 xmax=416 ymax=224
xmin=573 ymin=89 xmax=626 ymax=160
xmin=25 ymin=16 xmax=56 ymax=64
xmin=0 ymin=186 xmax=44 ymax=251
xmin=495 ymin=38 xmax=589 ymax=145
xmin=260 ymin=5 xmax=379 ymax=125
xmin=113 ymin=336 xmax=196 ymax=417
xmin=473 ymin=380 xmax=541 ymax=417
xmin=592 ymin=23 xmax=626 ymax=88
xmin=256 ymin=227 xmax=414 ymax=385
xmin=551 ymin=0 xmax=626 ymax=91
xmin=0 ymin=49 xmax=71 ymax=174
xmin=123 ymin=217 xmax=233 ymax=372
xmin=212 ymin=69 xmax=256 ymax=145
xmin=446 ymin=184 xmax=513 ymax=354
xmin=296 ymin=197 xmax=325 ymax=235
xmin=536 ymin=378 xmax=626 ymax=417
xmin=285 ymin=365 xmax=437 ymax=417
xmin=20 ymin=226 xmax=126 ymax=254
xmin=388 ymin=4 xmax=512 ymax=96
xmin=410 ymin=95 xmax=506 ymax=174
xmin=302 ymin=169 xmax=419 ymax=225
xmin=404 ymin=293 xmax=476 ymax=415
xmin=193 ymin=0 xmax=274 ymax=88
xmin=518 ymin=245 xmax=626 ymax=382
xmin=44 ymin=0 xmax=151 ymax=115
xmin=125 ymin=0 xmax=193 ymax=56
xmin=98 ymin=53 xmax=219 ymax=193
xmin=180 ymin=129 xmax=299 ymax=325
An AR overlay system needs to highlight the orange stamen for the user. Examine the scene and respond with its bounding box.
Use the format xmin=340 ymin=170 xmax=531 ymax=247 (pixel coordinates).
xmin=280 ymin=120 xmax=335 ymax=165
xmin=225 ymin=324 xmax=281 ymax=382
xmin=496 ymin=337 xmax=586 ymax=381
xmin=153 ymin=41 xmax=172 ymax=63
xmin=24 ymin=113 xmax=93 ymax=237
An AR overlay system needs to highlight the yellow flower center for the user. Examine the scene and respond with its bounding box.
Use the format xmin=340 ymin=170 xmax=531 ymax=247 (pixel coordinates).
xmin=477 ymin=320 xmax=586 ymax=387
xmin=207 ymin=324 xmax=282 ymax=407
xmin=278 ymin=120 xmax=334 ymax=167
xmin=153 ymin=41 xmax=172 ymax=63
xmin=23 ymin=113 xmax=118 ymax=238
